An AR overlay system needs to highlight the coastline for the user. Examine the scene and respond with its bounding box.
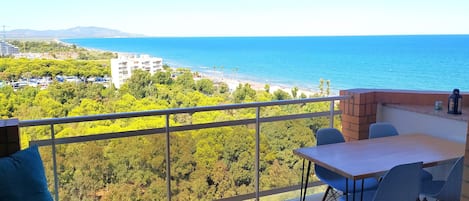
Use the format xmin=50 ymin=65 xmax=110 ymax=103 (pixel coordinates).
xmin=195 ymin=71 xmax=319 ymax=97
xmin=60 ymin=39 xmax=324 ymax=97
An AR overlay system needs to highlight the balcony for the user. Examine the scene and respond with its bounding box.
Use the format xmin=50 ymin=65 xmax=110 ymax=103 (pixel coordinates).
xmin=2 ymin=89 xmax=469 ymax=201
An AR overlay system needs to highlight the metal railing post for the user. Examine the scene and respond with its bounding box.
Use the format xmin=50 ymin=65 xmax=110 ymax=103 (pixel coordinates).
xmin=255 ymin=107 xmax=260 ymax=201
xmin=50 ymin=124 xmax=59 ymax=201
xmin=166 ymin=114 xmax=172 ymax=201
xmin=329 ymin=100 xmax=335 ymax=128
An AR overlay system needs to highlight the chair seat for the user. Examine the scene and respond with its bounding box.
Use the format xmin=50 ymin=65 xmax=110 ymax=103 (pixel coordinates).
xmin=419 ymin=157 xmax=463 ymax=201
xmin=420 ymin=180 xmax=445 ymax=196
xmin=316 ymin=167 xmax=379 ymax=193
xmin=339 ymin=190 xmax=376 ymax=201
xmin=421 ymin=169 xmax=433 ymax=181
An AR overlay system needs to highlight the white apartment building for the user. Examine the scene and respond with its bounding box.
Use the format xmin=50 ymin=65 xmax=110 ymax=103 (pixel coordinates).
xmin=111 ymin=54 xmax=163 ymax=88
xmin=0 ymin=41 xmax=19 ymax=56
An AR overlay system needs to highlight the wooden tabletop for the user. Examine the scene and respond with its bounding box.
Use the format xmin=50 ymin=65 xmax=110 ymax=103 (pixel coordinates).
xmin=293 ymin=134 xmax=465 ymax=180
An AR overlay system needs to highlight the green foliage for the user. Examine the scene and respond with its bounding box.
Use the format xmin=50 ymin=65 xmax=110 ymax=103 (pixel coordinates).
xmin=272 ymin=89 xmax=292 ymax=100
xmin=291 ymin=86 xmax=299 ymax=98
xmin=4 ymin=55 xmax=339 ymax=200
xmin=153 ymin=71 xmax=173 ymax=85
xmin=195 ymin=79 xmax=215 ymax=95
xmin=232 ymin=83 xmax=256 ymax=103
xmin=217 ymin=82 xmax=229 ymax=94
xmin=0 ymin=58 xmax=110 ymax=81
xmin=175 ymin=71 xmax=196 ymax=91
xmin=9 ymin=40 xmax=116 ymax=60
xmin=119 ymin=69 xmax=156 ymax=99
xmin=264 ymin=84 xmax=270 ymax=93
xmin=318 ymin=78 xmax=331 ymax=96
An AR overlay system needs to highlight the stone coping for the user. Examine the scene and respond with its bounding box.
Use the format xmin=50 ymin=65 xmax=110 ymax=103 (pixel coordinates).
xmin=384 ymin=104 xmax=469 ymax=122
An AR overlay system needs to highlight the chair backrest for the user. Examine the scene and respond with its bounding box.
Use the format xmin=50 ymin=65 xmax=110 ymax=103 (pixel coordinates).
xmin=316 ymin=128 xmax=345 ymax=146
xmin=314 ymin=128 xmax=345 ymax=176
xmin=434 ymin=157 xmax=464 ymax=201
xmin=372 ymin=161 xmax=423 ymax=201
xmin=369 ymin=122 xmax=399 ymax=139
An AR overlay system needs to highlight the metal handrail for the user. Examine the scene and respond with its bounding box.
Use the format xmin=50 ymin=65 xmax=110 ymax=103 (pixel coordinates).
xmin=19 ymin=95 xmax=350 ymax=201
xmin=19 ymin=96 xmax=348 ymax=126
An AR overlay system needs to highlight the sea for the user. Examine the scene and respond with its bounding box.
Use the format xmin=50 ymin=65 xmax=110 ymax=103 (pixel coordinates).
xmin=63 ymin=35 xmax=469 ymax=94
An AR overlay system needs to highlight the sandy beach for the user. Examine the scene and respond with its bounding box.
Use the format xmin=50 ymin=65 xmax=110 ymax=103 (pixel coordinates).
xmin=195 ymin=71 xmax=319 ymax=97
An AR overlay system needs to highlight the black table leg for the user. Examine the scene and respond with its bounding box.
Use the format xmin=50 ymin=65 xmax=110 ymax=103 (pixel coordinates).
xmin=302 ymin=161 xmax=311 ymax=201
xmin=300 ymin=159 xmax=305 ymax=200
xmin=345 ymin=178 xmax=349 ymax=201
xmin=353 ymin=179 xmax=356 ymax=201
xmin=360 ymin=179 xmax=364 ymax=201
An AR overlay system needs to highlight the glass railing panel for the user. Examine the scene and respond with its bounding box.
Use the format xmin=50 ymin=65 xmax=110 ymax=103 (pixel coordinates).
xmin=258 ymin=119 xmax=331 ymax=200
xmin=18 ymin=96 xmax=348 ymax=201
xmin=37 ymin=145 xmax=55 ymax=198
xmin=170 ymin=126 xmax=256 ymax=200
xmin=42 ymin=135 xmax=168 ymax=201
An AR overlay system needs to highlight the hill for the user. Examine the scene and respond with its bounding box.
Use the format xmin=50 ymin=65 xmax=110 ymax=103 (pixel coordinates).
xmin=5 ymin=26 xmax=144 ymax=39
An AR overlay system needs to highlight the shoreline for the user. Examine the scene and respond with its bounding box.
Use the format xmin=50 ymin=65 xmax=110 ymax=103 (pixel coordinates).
xmin=59 ymin=39 xmax=327 ymax=97
xmin=195 ymin=71 xmax=320 ymax=97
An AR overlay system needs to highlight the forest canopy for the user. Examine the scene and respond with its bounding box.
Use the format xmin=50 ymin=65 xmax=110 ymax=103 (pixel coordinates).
xmin=0 ymin=45 xmax=337 ymax=200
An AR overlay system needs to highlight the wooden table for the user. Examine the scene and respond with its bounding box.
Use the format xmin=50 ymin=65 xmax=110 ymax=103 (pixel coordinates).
xmin=293 ymin=134 xmax=465 ymax=200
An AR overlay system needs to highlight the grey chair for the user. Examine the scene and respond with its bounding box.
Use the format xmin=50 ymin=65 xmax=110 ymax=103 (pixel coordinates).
xmin=420 ymin=157 xmax=464 ymax=201
xmin=340 ymin=161 xmax=423 ymax=201
xmin=315 ymin=128 xmax=378 ymax=200
xmin=368 ymin=122 xmax=433 ymax=181
xmin=368 ymin=122 xmax=398 ymax=139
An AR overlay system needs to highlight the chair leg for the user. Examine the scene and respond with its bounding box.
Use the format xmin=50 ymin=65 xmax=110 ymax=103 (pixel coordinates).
xmin=329 ymin=188 xmax=341 ymax=201
xmin=321 ymin=186 xmax=332 ymax=201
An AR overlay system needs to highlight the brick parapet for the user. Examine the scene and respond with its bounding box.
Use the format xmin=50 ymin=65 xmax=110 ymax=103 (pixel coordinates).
xmin=340 ymin=89 xmax=376 ymax=140
xmin=340 ymin=89 xmax=469 ymax=140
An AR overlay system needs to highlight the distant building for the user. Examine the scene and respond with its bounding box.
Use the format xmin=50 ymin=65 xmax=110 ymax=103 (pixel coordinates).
xmin=110 ymin=54 xmax=163 ymax=88
xmin=0 ymin=41 xmax=19 ymax=56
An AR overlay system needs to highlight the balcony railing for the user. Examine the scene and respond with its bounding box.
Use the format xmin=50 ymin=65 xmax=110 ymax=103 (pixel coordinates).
xmin=18 ymin=95 xmax=350 ymax=201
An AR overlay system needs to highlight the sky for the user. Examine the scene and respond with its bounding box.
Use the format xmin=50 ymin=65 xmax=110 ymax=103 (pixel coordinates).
xmin=2 ymin=0 xmax=469 ymax=37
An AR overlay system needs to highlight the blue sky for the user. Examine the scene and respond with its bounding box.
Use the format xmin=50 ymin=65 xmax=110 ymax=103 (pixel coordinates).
xmin=2 ymin=0 xmax=469 ymax=36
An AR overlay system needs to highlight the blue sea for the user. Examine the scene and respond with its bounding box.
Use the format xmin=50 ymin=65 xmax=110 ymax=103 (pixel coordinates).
xmin=64 ymin=35 xmax=469 ymax=93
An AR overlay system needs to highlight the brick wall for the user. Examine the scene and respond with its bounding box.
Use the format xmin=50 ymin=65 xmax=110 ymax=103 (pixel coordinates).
xmin=339 ymin=89 xmax=467 ymax=140
xmin=340 ymin=89 xmax=376 ymax=141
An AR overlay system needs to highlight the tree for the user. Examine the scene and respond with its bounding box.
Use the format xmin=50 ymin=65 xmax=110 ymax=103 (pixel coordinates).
xmin=153 ymin=71 xmax=173 ymax=85
xmin=175 ymin=71 xmax=196 ymax=91
xmin=299 ymin=93 xmax=307 ymax=99
xmin=121 ymin=69 xmax=156 ymax=99
xmin=273 ymin=89 xmax=291 ymax=100
xmin=196 ymin=79 xmax=215 ymax=95
xmin=319 ymin=78 xmax=324 ymax=95
xmin=326 ymin=80 xmax=331 ymax=96
xmin=3 ymin=52 xmax=338 ymax=200
xmin=232 ymin=83 xmax=256 ymax=103
xmin=217 ymin=82 xmax=229 ymax=94
xmin=291 ymin=86 xmax=299 ymax=99
xmin=264 ymin=84 xmax=270 ymax=93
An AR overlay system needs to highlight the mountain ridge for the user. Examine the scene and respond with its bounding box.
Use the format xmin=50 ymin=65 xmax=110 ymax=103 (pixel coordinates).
xmin=4 ymin=26 xmax=145 ymax=39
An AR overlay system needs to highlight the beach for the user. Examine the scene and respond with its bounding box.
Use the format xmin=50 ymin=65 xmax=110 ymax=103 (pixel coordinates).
xmin=195 ymin=71 xmax=319 ymax=97
xmin=61 ymin=39 xmax=319 ymax=97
